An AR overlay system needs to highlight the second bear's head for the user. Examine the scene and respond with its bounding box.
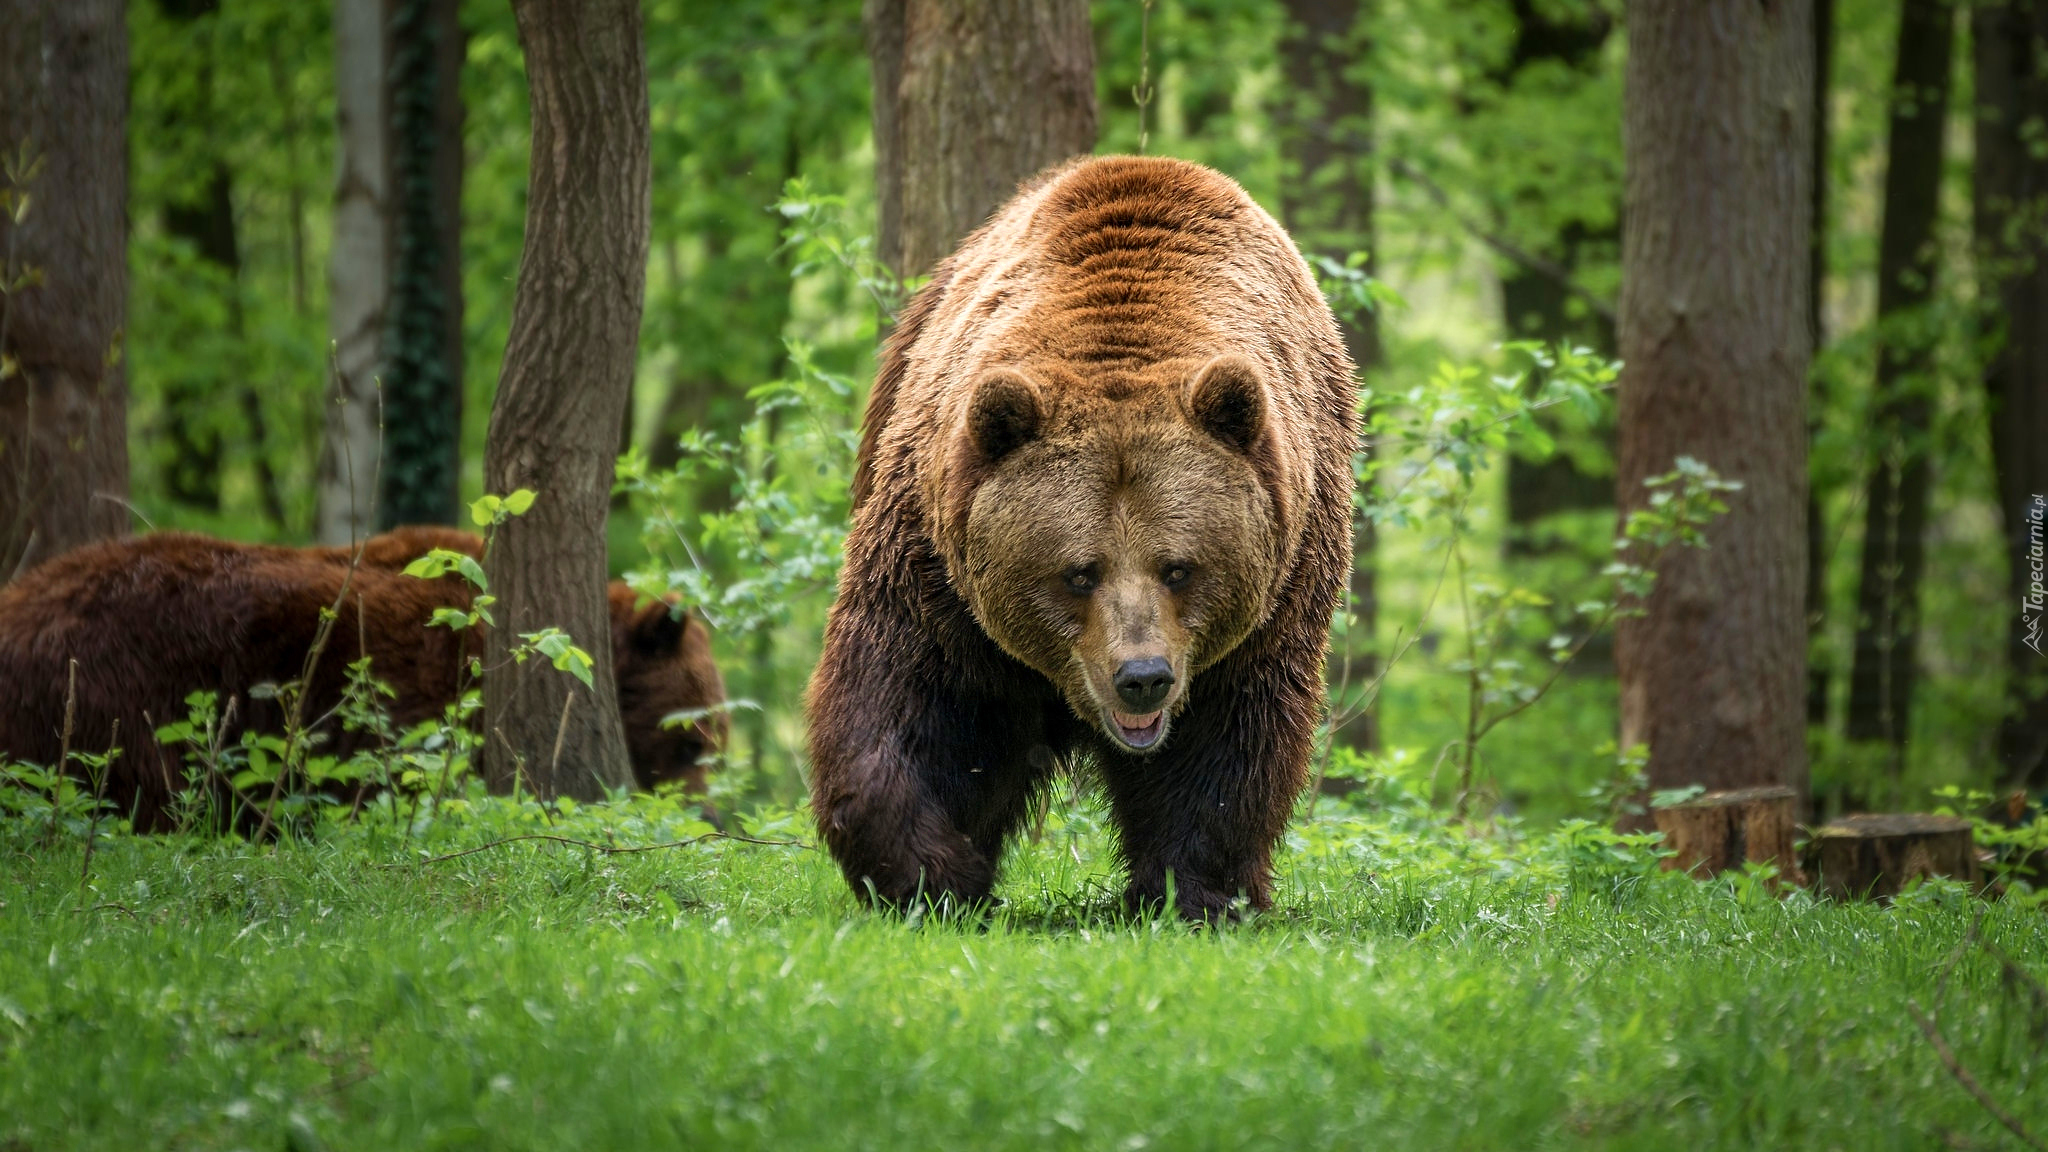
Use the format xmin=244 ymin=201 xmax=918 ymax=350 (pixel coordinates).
xmin=940 ymin=353 xmax=1290 ymax=755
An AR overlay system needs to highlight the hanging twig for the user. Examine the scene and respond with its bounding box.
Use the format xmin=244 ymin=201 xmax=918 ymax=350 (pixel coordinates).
xmin=1387 ymin=157 xmax=1617 ymax=327
xmin=1132 ymin=0 xmax=1156 ymax=154
xmin=78 ymin=719 xmax=117 ymax=886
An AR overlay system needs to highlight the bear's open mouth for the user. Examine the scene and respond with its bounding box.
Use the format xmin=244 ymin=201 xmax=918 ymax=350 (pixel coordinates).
xmin=1110 ymin=709 xmax=1164 ymax=749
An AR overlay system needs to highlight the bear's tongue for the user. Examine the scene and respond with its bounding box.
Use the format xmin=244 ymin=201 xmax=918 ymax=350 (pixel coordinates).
xmin=1112 ymin=710 xmax=1163 ymax=748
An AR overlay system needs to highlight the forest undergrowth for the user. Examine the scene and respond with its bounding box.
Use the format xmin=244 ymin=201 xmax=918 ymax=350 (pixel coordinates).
xmin=2 ymin=780 xmax=2044 ymax=1150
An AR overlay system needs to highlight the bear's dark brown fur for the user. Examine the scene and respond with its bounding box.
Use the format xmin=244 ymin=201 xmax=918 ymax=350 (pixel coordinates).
xmin=0 ymin=528 xmax=725 ymax=829
xmin=807 ymin=156 xmax=1359 ymax=920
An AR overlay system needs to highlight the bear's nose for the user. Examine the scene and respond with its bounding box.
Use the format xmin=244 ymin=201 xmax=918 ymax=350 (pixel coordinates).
xmin=1113 ymin=657 xmax=1174 ymax=712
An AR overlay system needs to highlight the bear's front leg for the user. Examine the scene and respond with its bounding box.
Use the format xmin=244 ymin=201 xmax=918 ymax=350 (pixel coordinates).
xmin=807 ymin=597 xmax=1050 ymax=914
xmin=1099 ymin=640 xmax=1319 ymax=922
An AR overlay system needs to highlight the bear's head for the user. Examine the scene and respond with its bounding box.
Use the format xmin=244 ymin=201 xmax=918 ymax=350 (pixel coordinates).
xmin=945 ymin=354 xmax=1286 ymax=754
xmin=610 ymin=590 xmax=728 ymax=792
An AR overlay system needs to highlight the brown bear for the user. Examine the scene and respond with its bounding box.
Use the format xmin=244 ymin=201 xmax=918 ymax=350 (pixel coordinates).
xmin=806 ymin=156 xmax=1359 ymax=920
xmin=0 ymin=527 xmax=726 ymax=830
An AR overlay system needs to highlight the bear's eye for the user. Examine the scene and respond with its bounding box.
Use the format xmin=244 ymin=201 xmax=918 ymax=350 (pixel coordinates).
xmin=1063 ymin=568 xmax=1099 ymax=595
xmin=1161 ymin=564 xmax=1193 ymax=589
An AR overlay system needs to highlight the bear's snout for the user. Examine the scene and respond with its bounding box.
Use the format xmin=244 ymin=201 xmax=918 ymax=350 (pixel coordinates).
xmin=1113 ymin=656 xmax=1174 ymax=712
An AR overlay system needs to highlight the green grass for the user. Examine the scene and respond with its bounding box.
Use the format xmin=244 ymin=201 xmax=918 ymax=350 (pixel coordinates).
xmin=1 ymin=795 xmax=2043 ymax=1150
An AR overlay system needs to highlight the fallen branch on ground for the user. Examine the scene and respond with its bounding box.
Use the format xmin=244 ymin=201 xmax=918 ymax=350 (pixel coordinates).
xmin=388 ymin=830 xmax=812 ymax=867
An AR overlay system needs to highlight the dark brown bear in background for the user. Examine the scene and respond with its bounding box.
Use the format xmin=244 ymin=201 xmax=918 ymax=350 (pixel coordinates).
xmin=0 ymin=528 xmax=725 ymax=829
xmin=807 ymin=156 xmax=1359 ymax=921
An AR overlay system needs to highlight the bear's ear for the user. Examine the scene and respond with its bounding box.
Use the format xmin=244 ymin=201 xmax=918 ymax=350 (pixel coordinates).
xmin=630 ymin=599 xmax=688 ymax=657
xmin=1184 ymin=354 xmax=1267 ymax=455
xmin=966 ymin=368 xmax=1045 ymax=463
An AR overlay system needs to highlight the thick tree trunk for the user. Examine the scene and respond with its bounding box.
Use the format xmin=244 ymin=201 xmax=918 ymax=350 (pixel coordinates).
xmin=1616 ymin=0 xmax=1812 ymax=806
xmin=379 ymin=0 xmax=465 ymax=529
xmin=1277 ymin=0 xmax=1380 ymax=751
xmin=0 ymin=0 xmax=129 ymax=581
xmin=317 ymin=0 xmax=390 ymax=546
xmin=480 ymin=0 xmax=650 ymax=800
xmin=865 ymin=0 xmax=1096 ymax=281
xmin=1844 ymin=0 xmax=1956 ymax=753
xmin=1977 ymin=0 xmax=2048 ymax=791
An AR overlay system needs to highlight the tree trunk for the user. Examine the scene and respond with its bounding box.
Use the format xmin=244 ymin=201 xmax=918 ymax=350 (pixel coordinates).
xmin=1277 ymin=0 xmax=1380 ymax=751
xmin=1651 ymin=786 xmax=1801 ymax=880
xmin=865 ymin=0 xmax=1096 ymax=281
xmin=1978 ymin=0 xmax=2048 ymax=792
xmin=0 ymin=0 xmax=129 ymax=581
xmin=1807 ymin=813 xmax=1979 ymax=900
xmin=379 ymin=0 xmax=465 ymax=529
xmin=1844 ymin=0 xmax=1956 ymax=754
xmin=1616 ymin=0 xmax=1812 ymax=807
xmin=317 ymin=0 xmax=390 ymax=546
xmin=1806 ymin=0 xmax=1835 ymax=728
xmin=480 ymin=0 xmax=650 ymax=800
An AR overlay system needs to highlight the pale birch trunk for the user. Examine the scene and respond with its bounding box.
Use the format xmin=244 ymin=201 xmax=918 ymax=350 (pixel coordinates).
xmin=317 ymin=0 xmax=389 ymax=546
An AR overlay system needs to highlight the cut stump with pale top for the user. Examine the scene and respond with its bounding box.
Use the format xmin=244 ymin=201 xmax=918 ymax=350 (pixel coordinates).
xmin=1651 ymin=786 xmax=1801 ymax=880
xmin=1807 ymin=814 xmax=1979 ymax=901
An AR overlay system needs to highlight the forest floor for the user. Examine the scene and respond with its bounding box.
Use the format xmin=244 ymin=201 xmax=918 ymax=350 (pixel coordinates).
xmin=1 ymin=791 xmax=2043 ymax=1151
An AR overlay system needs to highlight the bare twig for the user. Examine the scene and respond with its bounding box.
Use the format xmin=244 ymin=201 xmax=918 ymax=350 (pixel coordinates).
xmin=550 ymin=689 xmax=574 ymax=793
xmin=1908 ymin=1002 xmax=2047 ymax=1152
xmin=46 ymin=657 xmax=77 ymax=845
xmin=1387 ymin=157 xmax=1617 ymax=326
xmin=388 ymin=830 xmax=812 ymax=868
xmin=1906 ymin=910 xmax=2047 ymax=1152
xmin=1308 ymin=494 xmax=1465 ymax=815
xmin=78 ymin=718 xmax=116 ymax=885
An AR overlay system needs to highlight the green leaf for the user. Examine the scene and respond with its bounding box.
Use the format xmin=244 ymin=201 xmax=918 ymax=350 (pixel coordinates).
xmin=503 ymin=489 xmax=537 ymax=516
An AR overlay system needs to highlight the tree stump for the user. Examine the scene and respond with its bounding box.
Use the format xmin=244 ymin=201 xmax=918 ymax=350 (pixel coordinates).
xmin=1807 ymin=814 xmax=1980 ymax=901
xmin=1651 ymin=786 xmax=1801 ymax=879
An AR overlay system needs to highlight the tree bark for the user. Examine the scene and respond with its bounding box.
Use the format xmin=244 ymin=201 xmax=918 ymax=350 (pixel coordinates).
xmin=1616 ymin=0 xmax=1812 ymax=806
xmin=1844 ymin=0 xmax=1956 ymax=752
xmin=1976 ymin=0 xmax=2048 ymax=791
xmin=0 ymin=0 xmax=129 ymax=582
xmin=480 ymin=0 xmax=650 ymax=800
xmin=317 ymin=0 xmax=390 ymax=546
xmin=1807 ymin=813 xmax=1979 ymax=900
xmin=1277 ymin=0 xmax=1380 ymax=751
xmin=865 ymin=0 xmax=1096 ymax=281
xmin=379 ymin=0 xmax=465 ymax=529
xmin=1651 ymin=786 xmax=1801 ymax=880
